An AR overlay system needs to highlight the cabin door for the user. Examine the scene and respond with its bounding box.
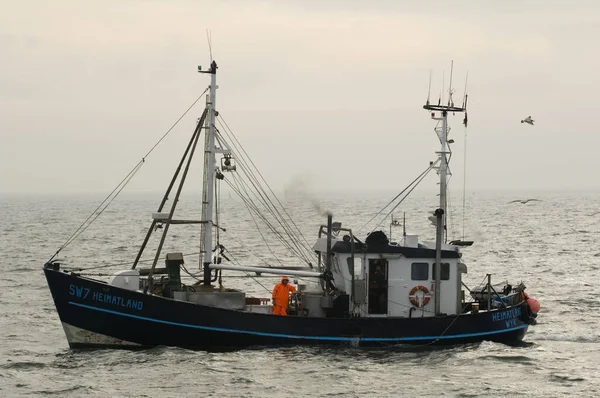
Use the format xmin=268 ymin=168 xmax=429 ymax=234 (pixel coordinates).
xmin=368 ymin=259 xmax=388 ymax=314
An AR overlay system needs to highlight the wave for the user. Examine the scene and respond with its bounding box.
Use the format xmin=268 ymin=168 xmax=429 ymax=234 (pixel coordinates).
xmin=549 ymin=374 xmax=586 ymax=383
xmin=0 ymin=361 xmax=46 ymax=370
xmin=535 ymin=334 xmax=599 ymax=343
xmin=477 ymin=354 xmax=535 ymax=364
xmin=35 ymin=385 xmax=97 ymax=395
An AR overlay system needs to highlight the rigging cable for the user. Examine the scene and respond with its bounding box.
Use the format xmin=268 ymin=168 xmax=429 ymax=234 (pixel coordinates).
xmin=230 ymin=172 xmax=285 ymax=267
xmin=357 ymin=160 xmax=440 ymax=234
xmin=225 ymin=173 xmax=311 ymax=265
xmin=59 ymin=161 xmax=144 ymax=252
xmin=216 ymin=123 xmax=312 ymax=260
xmin=215 ymin=120 xmax=315 ymax=265
xmin=227 ymin=163 xmax=313 ymax=265
xmin=220 ymin=248 xmax=272 ymax=294
xmin=368 ymin=163 xmax=438 ymax=234
xmin=216 ymin=115 xmax=314 ymax=254
xmin=48 ymin=87 xmax=211 ymax=263
xmin=216 ymin=127 xmax=300 ymax=245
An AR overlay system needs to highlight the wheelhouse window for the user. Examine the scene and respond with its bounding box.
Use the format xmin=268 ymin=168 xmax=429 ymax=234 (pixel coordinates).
xmin=411 ymin=262 xmax=429 ymax=280
xmin=432 ymin=262 xmax=451 ymax=280
xmin=346 ymin=256 xmax=363 ymax=278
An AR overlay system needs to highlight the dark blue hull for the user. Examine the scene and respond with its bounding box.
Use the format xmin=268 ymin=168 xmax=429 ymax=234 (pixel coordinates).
xmin=44 ymin=267 xmax=530 ymax=349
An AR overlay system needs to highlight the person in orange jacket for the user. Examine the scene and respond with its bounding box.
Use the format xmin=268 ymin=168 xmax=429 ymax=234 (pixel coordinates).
xmin=272 ymin=276 xmax=296 ymax=316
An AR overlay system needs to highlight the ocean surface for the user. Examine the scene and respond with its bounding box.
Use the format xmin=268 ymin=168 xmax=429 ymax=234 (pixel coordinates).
xmin=1 ymin=190 xmax=600 ymax=397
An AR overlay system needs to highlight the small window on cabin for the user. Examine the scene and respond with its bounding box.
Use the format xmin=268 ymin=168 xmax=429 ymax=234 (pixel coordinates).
xmin=411 ymin=262 xmax=429 ymax=280
xmin=346 ymin=256 xmax=363 ymax=278
xmin=432 ymin=262 xmax=450 ymax=280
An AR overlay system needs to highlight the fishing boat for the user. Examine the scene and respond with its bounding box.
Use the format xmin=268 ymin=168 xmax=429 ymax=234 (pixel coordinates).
xmin=43 ymin=59 xmax=539 ymax=349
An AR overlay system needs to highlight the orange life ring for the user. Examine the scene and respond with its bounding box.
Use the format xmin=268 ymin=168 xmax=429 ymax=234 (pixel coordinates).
xmin=409 ymin=285 xmax=431 ymax=307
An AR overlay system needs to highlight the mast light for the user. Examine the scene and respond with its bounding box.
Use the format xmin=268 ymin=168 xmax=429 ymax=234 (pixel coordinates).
xmin=221 ymin=154 xmax=236 ymax=172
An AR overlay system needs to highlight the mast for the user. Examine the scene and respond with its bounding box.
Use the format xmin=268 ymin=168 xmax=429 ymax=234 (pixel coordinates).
xmin=440 ymin=111 xmax=448 ymax=220
xmin=200 ymin=60 xmax=218 ymax=285
xmin=423 ymin=62 xmax=466 ymax=315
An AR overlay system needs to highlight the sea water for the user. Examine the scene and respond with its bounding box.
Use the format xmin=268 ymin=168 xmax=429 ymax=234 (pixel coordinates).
xmin=1 ymin=190 xmax=599 ymax=397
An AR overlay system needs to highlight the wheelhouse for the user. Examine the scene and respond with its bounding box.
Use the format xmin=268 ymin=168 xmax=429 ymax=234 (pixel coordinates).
xmin=313 ymin=228 xmax=467 ymax=318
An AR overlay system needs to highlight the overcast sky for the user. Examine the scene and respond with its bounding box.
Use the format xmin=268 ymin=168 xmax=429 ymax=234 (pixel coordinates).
xmin=2 ymin=0 xmax=600 ymax=196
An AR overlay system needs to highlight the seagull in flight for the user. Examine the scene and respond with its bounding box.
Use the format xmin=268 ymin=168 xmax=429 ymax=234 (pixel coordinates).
xmin=521 ymin=116 xmax=534 ymax=125
xmin=508 ymin=199 xmax=542 ymax=204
